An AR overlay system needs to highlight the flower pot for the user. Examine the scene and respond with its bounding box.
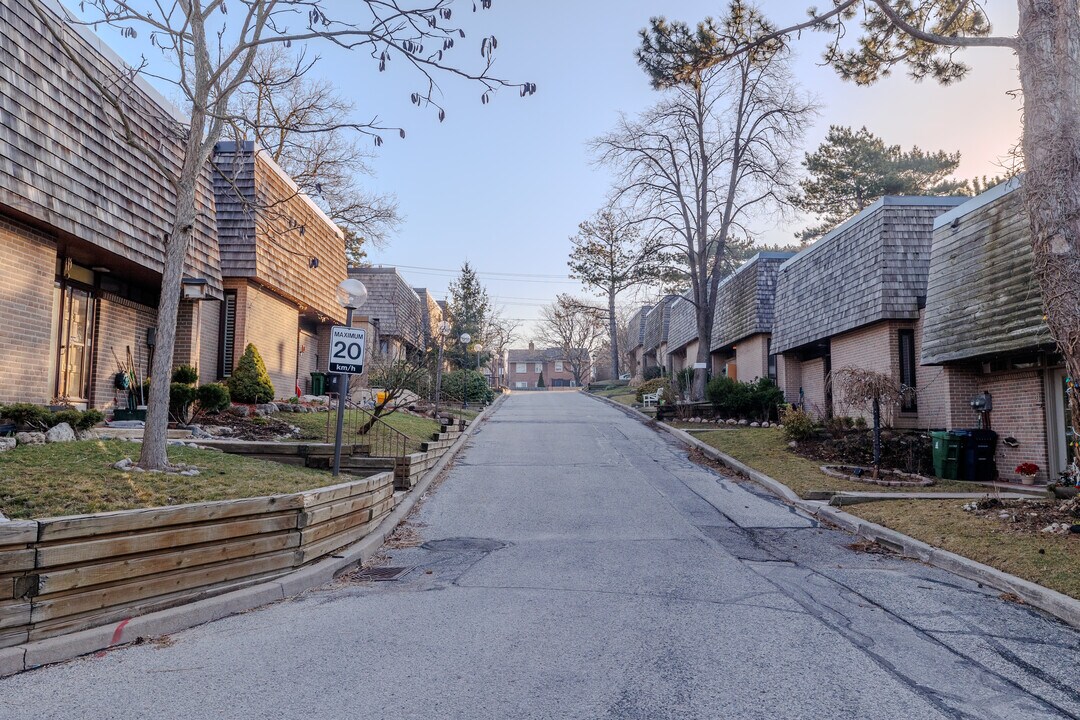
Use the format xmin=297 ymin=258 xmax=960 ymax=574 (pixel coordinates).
xmin=1021 ymin=474 xmax=1037 ymax=486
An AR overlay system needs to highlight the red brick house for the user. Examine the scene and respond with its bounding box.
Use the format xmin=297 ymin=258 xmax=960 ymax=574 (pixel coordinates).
xmin=772 ymin=197 xmax=966 ymax=427
xmin=506 ymin=344 xmax=589 ymax=389
xmin=922 ymin=178 xmax=1071 ymax=484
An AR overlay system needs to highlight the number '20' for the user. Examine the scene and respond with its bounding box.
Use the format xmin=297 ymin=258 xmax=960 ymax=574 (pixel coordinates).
xmin=334 ymin=341 xmax=362 ymax=360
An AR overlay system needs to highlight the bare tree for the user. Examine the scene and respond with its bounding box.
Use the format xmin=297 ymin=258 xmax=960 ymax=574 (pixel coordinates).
xmin=593 ymin=1 xmax=815 ymax=402
xmin=29 ymin=0 xmax=534 ymax=470
xmin=535 ymin=295 xmax=606 ymax=388
xmin=568 ymin=209 xmax=665 ymax=381
xmin=232 ymin=46 xmax=402 ymax=263
xmin=832 ymin=367 xmax=909 ymax=480
xmin=710 ymin=0 xmax=1080 ymax=463
xmin=485 ymin=309 xmax=520 ymax=387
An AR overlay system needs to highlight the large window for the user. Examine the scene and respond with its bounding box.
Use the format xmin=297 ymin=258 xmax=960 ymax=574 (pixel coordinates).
xmin=767 ymin=339 xmax=777 ymax=383
xmin=554 ymin=361 xmax=564 ymax=372
xmin=898 ymin=329 xmax=917 ymax=412
xmin=534 ymin=363 xmax=543 ymax=373
xmin=516 ymin=363 xmax=526 ymax=374
xmin=219 ymin=291 xmax=238 ymax=378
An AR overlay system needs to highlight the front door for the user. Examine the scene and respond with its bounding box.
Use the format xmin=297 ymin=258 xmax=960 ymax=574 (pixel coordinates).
xmin=1047 ymin=368 xmax=1076 ymax=478
xmin=54 ymin=284 xmax=96 ymax=403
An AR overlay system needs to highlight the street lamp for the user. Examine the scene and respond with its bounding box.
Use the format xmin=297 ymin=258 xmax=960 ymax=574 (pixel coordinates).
xmin=433 ymin=321 xmax=452 ymax=418
xmin=459 ymin=333 xmax=471 ymax=409
xmin=332 ymin=278 xmax=368 ymax=477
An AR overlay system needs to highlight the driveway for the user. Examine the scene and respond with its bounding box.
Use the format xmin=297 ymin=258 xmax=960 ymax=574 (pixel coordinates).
xmin=1 ymin=391 xmax=1079 ymax=719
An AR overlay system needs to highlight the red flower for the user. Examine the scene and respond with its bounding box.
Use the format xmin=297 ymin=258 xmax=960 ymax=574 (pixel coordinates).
xmin=1015 ymin=462 xmax=1040 ymax=476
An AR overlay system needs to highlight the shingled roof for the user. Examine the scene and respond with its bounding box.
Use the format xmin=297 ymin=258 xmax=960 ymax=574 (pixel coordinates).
xmin=643 ymin=296 xmax=679 ymax=352
xmin=626 ymin=305 xmax=652 ymax=351
xmin=921 ymin=179 xmax=1054 ymax=365
xmin=666 ymin=293 xmax=697 ymax=353
xmin=772 ymin=197 xmax=966 ymax=354
xmin=711 ymin=253 xmax=794 ymax=351
xmin=348 ymin=267 xmax=425 ymax=347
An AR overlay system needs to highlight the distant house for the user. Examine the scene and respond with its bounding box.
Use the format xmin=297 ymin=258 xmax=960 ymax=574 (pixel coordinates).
xmin=212 ymin=141 xmax=348 ymax=399
xmin=772 ymin=197 xmax=966 ymax=425
xmin=506 ymin=343 xmax=589 ymax=389
xmin=412 ymin=287 xmax=445 ymax=349
xmin=710 ymin=253 xmax=793 ymax=383
xmin=922 ymin=179 xmax=1069 ymax=484
xmin=346 ymin=267 xmax=427 ymax=360
xmin=665 ymin=293 xmax=698 ymax=376
xmin=642 ymin=295 xmax=679 ymax=375
xmin=625 ymin=305 xmax=652 ymax=379
xmin=0 ymin=0 xmax=223 ymax=409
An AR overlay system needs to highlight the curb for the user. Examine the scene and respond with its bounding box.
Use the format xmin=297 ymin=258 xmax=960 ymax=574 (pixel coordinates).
xmin=587 ymin=392 xmax=1080 ymax=630
xmin=4 ymin=394 xmax=506 ymax=677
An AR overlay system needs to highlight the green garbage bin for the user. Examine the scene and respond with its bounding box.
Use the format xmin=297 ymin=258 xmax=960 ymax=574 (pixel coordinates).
xmin=309 ymin=372 xmax=326 ymax=397
xmin=931 ymin=430 xmax=962 ymax=480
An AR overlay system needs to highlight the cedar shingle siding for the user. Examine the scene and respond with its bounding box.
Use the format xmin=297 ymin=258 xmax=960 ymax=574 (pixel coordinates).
xmin=666 ymin=294 xmax=697 ymax=353
xmin=921 ymin=179 xmax=1053 ymax=364
xmin=643 ymin=296 xmax=678 ymax=352
xmin=348 ymin=267 xmax=425 ymax=349
xmin=0 ymin=0 xmax=221 ymax=292
xmin=711 ymin=252 xmax=793 ymax=351
xmin=627 ymin=306 xmax=651 ymax=351
xmin=212 ymin=142 xmax=346 ymax=322
xmin=773 ymin=198 xmax=966 ymax=354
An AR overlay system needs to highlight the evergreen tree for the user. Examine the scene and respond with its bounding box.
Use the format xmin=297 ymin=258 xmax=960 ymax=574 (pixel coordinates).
xmin=228 ymin=344 xmax=276 ymax=403
xmin=446 ymin=262 xmax=492 ymax=370
xmin=537 ymin=371 xmax=545 ymax=389
xmin=794 ymin=126 xmax=970 ymax=242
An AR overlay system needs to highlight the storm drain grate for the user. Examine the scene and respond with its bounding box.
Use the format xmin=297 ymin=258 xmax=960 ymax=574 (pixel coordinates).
xmin=353 ymin=566 xmax=411 ymax=582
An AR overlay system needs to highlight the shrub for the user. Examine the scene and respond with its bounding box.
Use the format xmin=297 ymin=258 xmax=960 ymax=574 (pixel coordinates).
xmin=442 ymin=370 xmax=494 ymax=405
xmin=676 ymin=368 xmax=695 ymax=393
xmin=780 ymin=406 xmax=818 ymax=441
xmin=537 ymin=371 xmax=546 ymax=388
xmin=77 ymin=409 xmax=104 ymax=430
xmin=1 ymin=403 xmax=51 ymax=429
xmin=643 ymin=366 xmax=663 ymax=381
xmin=171 ymin=364 xmax=199 ymax=384
xmin=706 ymin=375 xmax=751 ymax=417
xmin=635 ymin=378 xmax=668 ymax=403
xmin=227 ymin=344 xmax=276 ymax=403
xmin=51 ymin=409 xmax=82 ymax=429
xmin=195 ymin=383 xmax=231 ymax=415
xmin=169 ymin=382 xmax=198 ymax=423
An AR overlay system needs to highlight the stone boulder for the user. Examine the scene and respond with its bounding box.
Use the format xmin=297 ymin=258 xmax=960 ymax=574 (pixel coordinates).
xmin=750 ymin=422 xmax=761 ymax=428
xmin=254 ymin=403 xmax=278 ymax=417
xmin=45 ymin=423 xmax=76 ymax=443
xmin=16 ymin=432 xmax=45 ymax=446
xmin=229 ymin=405 xmax=251 ymax=418
xmin=0 ymin=438 xmax=15 ymax=453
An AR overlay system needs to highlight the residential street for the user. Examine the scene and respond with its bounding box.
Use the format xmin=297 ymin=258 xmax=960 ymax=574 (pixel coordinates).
xmin=3 ymin=392 xmax=1080 ymax=719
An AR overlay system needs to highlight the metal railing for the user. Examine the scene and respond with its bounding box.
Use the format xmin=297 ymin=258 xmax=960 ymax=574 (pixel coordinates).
xmin=324 ymin=393 xmax=410 ymax=459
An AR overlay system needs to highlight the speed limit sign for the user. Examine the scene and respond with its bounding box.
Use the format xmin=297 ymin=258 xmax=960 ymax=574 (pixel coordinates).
xmin=328 ymin=326 xmax=366 ymax=375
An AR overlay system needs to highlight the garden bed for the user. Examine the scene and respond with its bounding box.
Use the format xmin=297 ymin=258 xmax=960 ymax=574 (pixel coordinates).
xmin=819 ymin=465 xmax=935 ymax=487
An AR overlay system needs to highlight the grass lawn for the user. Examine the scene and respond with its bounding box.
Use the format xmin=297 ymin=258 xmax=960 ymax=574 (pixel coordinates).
xmin=288 ymin=410 xmax=441 ymax=453
xmin=847 ymin=500 xmax=1080 ymax=600
xmin=592 ymin=388 xmax=638 ymax=406
xmin=684 ymin=426 xmax=972 ymax=497
xmin=0 ymin=440 xmax=337 ymax=520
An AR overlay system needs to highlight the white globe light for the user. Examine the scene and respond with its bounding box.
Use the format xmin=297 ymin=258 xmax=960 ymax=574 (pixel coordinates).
xmin=438 ymin=321 xmax=452 ymax=336
xmin=336 ymin=278 xmax=368 ymax=309
xmin=459 ymin=332 xmax=471 ymax=344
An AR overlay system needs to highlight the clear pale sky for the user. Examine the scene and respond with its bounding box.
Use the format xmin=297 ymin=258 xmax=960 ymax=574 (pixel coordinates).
xmin=74 ymin=0 xmax=1023 ymax=340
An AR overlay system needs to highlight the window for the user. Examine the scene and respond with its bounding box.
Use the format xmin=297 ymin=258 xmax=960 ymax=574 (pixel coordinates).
xmin=554 ymin=361 xmax=564 ymax=372
xmin=516 ymin=363 xmax=526 ymax=374
xmin=515 ymin=381 xmax=527 ymax=389
xmin=535 ymin=363 xmax=543 ymax=373
xmin=767 ymin=339 xmax=777 ymax=383
xmin=898 ymin=329 xmax=917 ymax=412
xmin=219 ymin=291 xmax=237 ymax=378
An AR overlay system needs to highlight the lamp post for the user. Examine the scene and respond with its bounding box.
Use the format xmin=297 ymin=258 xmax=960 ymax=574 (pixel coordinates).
xmin=459 ymin=333 xmax=471 ymax=409
xmin=433 ymin=320 xmax=452 ymax=418
xmin=333 ymin=278 xmax=368 ymax=477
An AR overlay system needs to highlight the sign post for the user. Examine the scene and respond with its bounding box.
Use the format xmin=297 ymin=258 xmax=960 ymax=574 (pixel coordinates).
xmin=329 ymin=322 xmax=366 ymax=476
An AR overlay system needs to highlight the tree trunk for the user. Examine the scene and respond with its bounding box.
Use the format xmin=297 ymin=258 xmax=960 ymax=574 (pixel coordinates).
xmin=609 ymin=289 xmax=619 ymax=380
xmin=138 ymin=178 xmax=199 ymax=470
xmin=1017 ymin=0 xmax=1080 ymax=458
xmin=872 ymin=395 xmax=882 ymax=480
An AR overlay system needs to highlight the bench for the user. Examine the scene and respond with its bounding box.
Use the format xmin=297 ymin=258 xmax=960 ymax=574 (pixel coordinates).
xmin=642 ymin=387 xmax=664 ymax=408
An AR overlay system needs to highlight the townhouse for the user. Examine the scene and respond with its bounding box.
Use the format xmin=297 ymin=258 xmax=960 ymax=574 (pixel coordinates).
xmin=772 ymin=197 xmax=966 ymax=427
xmin=642 ymin=295 xmax=679 ymax=375
xmin=710 ymin=252 xmax=793 ymax=383
xmin=345 ymin=267 xmax=429 ymax=362
xmin=665 ymin=293 xmax=697 ymax=379
xmin=921 ymin=179 xmax=1070 ymax=484
xmin=506 ymin=343 xmax=588 ymax=389
xmin=625 ymin=305 xmax=652 ymax=379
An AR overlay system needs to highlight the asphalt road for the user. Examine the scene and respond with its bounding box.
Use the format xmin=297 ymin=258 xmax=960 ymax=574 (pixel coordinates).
xmin=2 ymin=391 xmax=1080 ymax=719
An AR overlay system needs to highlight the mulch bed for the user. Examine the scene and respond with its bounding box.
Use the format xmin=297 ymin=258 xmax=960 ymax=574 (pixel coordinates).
xmin=964 ymin=496 xmax=1080 ymax=536
xmin=203 ymin=413 xmax=298 ymax=441
xmin=820 ymin=465 xmax=935 ymax=487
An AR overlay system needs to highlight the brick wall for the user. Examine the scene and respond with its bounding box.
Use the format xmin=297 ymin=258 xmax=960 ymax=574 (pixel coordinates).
xmin=297 ymin=326 xmax=319 ymax=395
xmin=912 ymin=312 xmax=947 ymax=429
xmin=777 ymin=354 xmax=800 ymax=403
xmin=92 ymin=295 xmax=156 ymax=410
xmin=225 ymin=279 xmax=300 ymax=400
xmin=801 ymin=357 xmax=828 ymax=418
xmin=0 ymin=217 xmax=56 ymax=405
xmin=173 ymin=300 xmax=200 ymax=371
xmin=734 ymin=334 xmax=769 ymax=382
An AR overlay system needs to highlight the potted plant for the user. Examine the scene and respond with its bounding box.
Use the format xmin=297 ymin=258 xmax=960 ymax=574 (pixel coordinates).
xmin=1015 ymin=462 xmax=1040 ymax=486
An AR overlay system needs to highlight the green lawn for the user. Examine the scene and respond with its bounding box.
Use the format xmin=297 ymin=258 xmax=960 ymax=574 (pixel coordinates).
xmin=288 ymin=409 xmax=442 ymax=454
xmin=0 ymin=440 xmax=337 ymax=520
xmin=592 ymin=387 xmax=638 ymax=406
xmin=848 ymin=500 xmax=1080 ymax=601
xmin=683 ymin=426 xmax=972 ymax=497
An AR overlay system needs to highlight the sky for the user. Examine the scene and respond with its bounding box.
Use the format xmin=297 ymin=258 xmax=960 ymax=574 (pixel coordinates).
xmin=72 ymin=0 xmax=1024 ymax=342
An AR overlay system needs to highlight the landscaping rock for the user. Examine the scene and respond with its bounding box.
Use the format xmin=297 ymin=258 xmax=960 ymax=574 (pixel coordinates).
xmin=113 ymin=458 xmax=134 ymax=471
xmin=230 ymin=405 xmax=251 ymax=418
xmin=788 ymin=441 xmax=799 ymax=449
xmin=77 ymin=429 xmax=101 ymax=440
xmin=189 ymin=426 xmax=213 ymax=439
xmin=738 ymin=419 xmax=749 ymax=426
xmin=750 ymin=422 xmax=761 ymax=428
xmin=726 ymin=419 xmax=738 ymax=425
xmin=762 ymin=422 xmax=771 ymax=428
xmin=45 ymin=423 xmax=76 ymax=443
xmin=180 ymin=469 xmax=200 ymax=477
xmin=255 ymin=403 xmax=278 ymax=416
xmin=0 ymin=438 xmax=15 ymax=453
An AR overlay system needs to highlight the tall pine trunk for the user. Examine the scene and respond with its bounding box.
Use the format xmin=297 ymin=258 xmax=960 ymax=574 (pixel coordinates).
xmin=1017 ymin=0 xmax=1080 ymax=458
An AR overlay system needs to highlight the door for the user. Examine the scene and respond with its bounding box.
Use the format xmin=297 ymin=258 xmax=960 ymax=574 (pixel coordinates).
xmin=1047 ymin=368 xmax=1076 ymax=478
xmin=55 ymin=285 xmax=96 ymax=402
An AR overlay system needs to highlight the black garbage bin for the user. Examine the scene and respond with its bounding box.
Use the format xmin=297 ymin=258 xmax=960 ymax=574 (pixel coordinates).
xmin=325 ymin=373 xmax=343 ymax=397
xmin=954 ymin=429 xmax=998 ymax=482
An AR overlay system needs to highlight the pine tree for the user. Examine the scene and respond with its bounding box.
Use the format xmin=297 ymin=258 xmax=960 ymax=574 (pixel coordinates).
xmin=537 ymin=371 xmax=545 ymax=389
xmin=228 ymin=344 xmax=275 ymax=403
xmin=446 ymin=262 xmax=492 ymax=370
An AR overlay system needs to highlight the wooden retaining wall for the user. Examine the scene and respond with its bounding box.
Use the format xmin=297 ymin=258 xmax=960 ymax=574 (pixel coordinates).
xmin=0 ymin=471 xmax=396 ymax=649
